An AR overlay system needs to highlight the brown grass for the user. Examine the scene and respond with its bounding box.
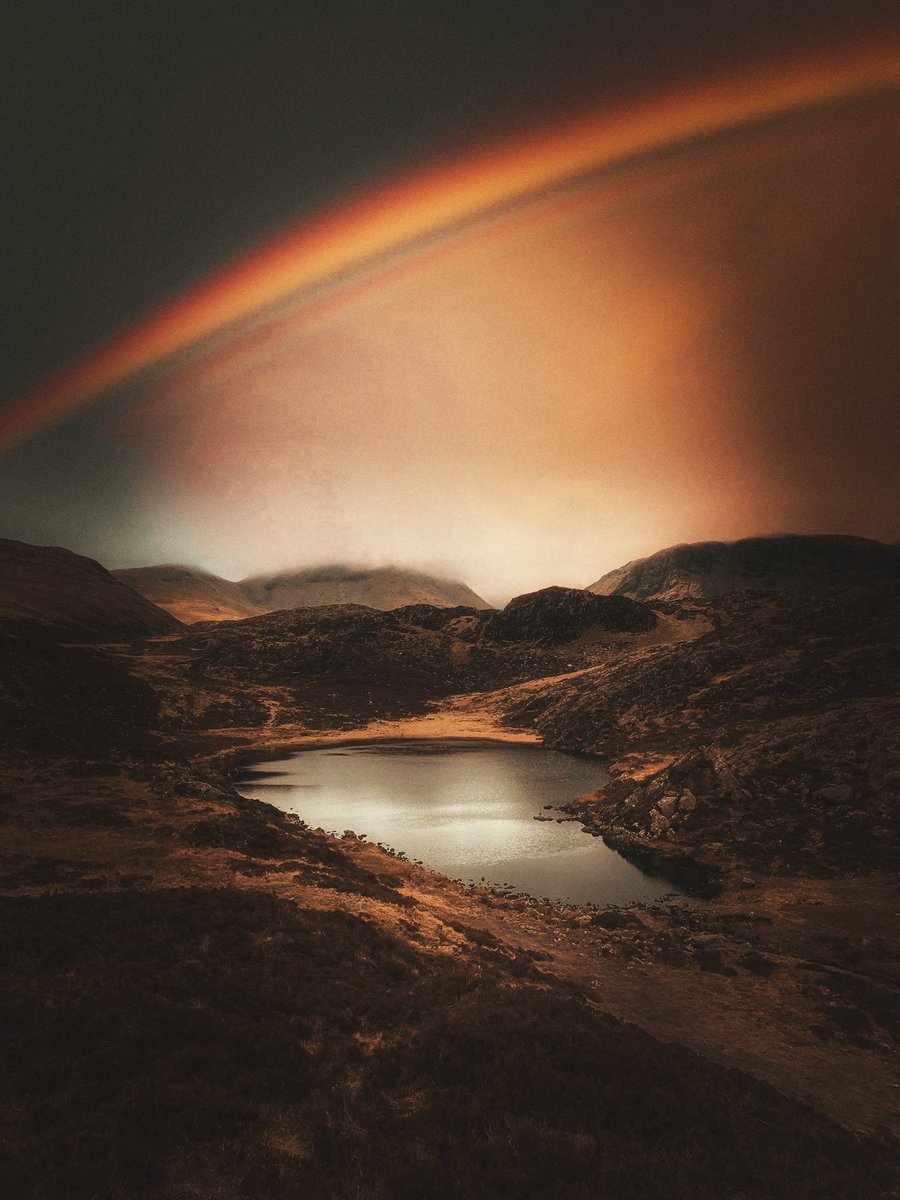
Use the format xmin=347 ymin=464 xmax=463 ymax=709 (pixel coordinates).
xmin=1 ymin=887 xmax=895 ymax=1200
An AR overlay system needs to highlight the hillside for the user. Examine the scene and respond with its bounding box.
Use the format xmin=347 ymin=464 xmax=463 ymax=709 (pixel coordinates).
xmin=502 ymin=580 xmax=900 ymax=878
xmin=162 ymin=591 xmax=669 ymax=732
xmin=590 ymin=534 xmax=900 ymax=603
xmin=0 ymin=539 xmax=180 ymax=640
xmin=114 ymin=562 xmax=490 ymax=622
xmin=113 ymin=565 xmax=264 ymax=623
xmin=241 ymin=564 xmax=489 ymax=612
xmin=485 ymin=586 xmax=656 ymax=644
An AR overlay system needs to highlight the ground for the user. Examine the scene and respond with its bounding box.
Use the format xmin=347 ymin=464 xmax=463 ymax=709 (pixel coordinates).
xmin=1 ymin=580 xmax=897 ymax=1197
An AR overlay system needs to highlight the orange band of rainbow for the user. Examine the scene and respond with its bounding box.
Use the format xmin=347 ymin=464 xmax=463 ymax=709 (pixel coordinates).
xmin=3 ymin=35 xmax=898 ymax=451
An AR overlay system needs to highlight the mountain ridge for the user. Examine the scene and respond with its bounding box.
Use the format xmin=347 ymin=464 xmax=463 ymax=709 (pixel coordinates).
xmin=589 ymin=534 xmax=900 ymax=603
xmin=113 ymin=565 xmax=265 ymax=623
xmin=113 ymin=562 xmax=489 ymax=622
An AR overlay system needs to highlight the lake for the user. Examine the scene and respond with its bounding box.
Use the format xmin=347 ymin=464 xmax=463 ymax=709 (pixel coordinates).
xmin=234 ymin=741 xmax=685 ymax=907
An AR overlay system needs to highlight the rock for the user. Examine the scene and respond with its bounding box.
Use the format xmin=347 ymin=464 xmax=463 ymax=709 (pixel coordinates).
xmin=649 ymin=811 xmax=671 ymax=837
xmin=646 ymin=777 xmax=668 ymax=802
xmin=814 ymin=784 xmax=853 ymax=803
xmin=657 ymin=793 xmax=678 ymax=817
xmin=484 ymin=586 xmax=656 ymax=645
xmin=680 ymin=790 xmax=698 ymax=813
xmin=691 ymin=932 xmax=720 ymax=946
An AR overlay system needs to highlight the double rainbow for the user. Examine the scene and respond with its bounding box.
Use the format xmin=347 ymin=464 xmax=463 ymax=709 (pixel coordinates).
xmin=3 ymin=36 xmax=898 ymax=451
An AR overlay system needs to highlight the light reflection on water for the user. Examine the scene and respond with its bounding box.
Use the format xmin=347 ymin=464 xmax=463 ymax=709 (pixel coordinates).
xmin=235 ymin=742 xmax=685 ymax=907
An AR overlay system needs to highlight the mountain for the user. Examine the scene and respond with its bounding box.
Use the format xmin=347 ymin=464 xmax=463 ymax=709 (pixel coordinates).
xmin=113 ymin=562 xmax=489 ymax=623
xmin=589 ymin=534 xmax=900 ymax=603
xmin=484 ymin=586 xmax=656 ymax=645
xmin=113 ymin=565 xmax=264 ymax=623
xmin=0 ymin=539 xmax=181 ymax=640
xmin=240 ymin=564 xmax=489 ymax=613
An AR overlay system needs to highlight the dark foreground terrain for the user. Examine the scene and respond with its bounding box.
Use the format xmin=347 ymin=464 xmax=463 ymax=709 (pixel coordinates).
xmin=1 ymin=535 xmax=898 ymax=1198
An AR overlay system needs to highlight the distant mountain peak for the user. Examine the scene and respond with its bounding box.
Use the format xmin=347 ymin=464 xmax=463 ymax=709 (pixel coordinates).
xmin=113 ymin=561 xmax=489 ymax=622
xmin=590 ymin=534 xmax=900 ymax=602
xmin=241 ymin=564 xmax=489 ymax=613
xmin=113 ymin=565 xmax=264 ymax=623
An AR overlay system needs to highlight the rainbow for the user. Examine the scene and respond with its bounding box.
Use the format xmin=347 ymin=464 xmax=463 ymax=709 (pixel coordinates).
xmin=3 ymin=35 xmax=898 ymax=451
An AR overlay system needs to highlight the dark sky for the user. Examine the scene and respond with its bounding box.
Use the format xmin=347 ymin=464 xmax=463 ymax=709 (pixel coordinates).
xmin=4 ymin=0 xmax=898 ymax=400
xmin=1 ymin=2 xmax=898 ymax=596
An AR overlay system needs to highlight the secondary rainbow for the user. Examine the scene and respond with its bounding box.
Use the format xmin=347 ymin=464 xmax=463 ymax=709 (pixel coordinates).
xmin=3 ymin=36 xmax=898 ymax=451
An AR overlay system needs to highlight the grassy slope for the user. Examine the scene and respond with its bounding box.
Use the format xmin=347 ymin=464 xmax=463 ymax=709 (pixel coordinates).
xmin=2 ymin=884 xmax=894 ymax=1200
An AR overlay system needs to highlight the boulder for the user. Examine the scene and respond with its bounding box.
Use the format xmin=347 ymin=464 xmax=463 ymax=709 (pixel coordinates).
xmin=814 ymin=783 xmax=853 ymax=803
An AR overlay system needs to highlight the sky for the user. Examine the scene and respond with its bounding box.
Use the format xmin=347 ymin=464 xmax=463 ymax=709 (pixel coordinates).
xmin=2 ymin=2 xmax=899 ymax=603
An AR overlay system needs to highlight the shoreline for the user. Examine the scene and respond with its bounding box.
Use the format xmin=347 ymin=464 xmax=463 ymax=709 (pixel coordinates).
xmin=198 ymin=705 xmax=544 ymax=774
xmin=225 ymin=730 xmax=722 ymax=905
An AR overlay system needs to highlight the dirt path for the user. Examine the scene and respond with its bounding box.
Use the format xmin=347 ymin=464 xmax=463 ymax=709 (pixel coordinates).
xmin=229 ymin=840 xmax=896 ymax=1142
xmin=295 ymin=697 xmax=542 ymax=745
xmin=386 ymin=867 xmax=899 ymax=1142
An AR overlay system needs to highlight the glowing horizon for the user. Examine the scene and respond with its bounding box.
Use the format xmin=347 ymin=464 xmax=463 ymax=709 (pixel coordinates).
xmin=3 ymin=33 xmax=898 ymax=453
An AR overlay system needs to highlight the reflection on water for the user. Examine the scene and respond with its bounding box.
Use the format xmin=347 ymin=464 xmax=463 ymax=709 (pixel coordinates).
xmin=235 ymin=742 xmax=685 ymax=907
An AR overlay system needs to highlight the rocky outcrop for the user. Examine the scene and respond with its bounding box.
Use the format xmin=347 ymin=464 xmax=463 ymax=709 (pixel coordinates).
xmin=579 ymin=749 xmax=742 ymax=840
xmin=484 ymin=586 xmax=656 ymax=646
xmin=507 ymin=582 xmax=900 ymax=876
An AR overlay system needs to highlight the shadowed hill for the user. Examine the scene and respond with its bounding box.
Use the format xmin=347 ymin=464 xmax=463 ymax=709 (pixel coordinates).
xmin=590 ymin=535 xmax=900 ymax=603
xmin=170 ymin=592 xmax=663 ymax=730
xmin=175 ymin=603 xmax=543 ymax=727
xmin=113 ymin=565 xmax=264 ymax=623
xmin=485 ymin=586 xmax=656 ymax=644
xmin=503 ymin=580 xmax=900 ymax=877
xmin=0 ymin=539 xmax=180 ymax=641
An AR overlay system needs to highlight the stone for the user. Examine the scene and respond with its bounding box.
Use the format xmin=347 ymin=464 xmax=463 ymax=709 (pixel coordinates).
xmin=813 ymin=784 xmax=853 ymax=803
xmin=646 ymin=777 xmax=668 ymax=802
xmin=649 ymin=811 xmax=671 ymax=837
xmin=657 ymin=793 xmax=678 ymax=817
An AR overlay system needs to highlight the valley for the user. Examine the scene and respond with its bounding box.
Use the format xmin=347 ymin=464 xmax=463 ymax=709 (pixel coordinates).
xmin=1 ymin=534 xmax=898 ymax=1198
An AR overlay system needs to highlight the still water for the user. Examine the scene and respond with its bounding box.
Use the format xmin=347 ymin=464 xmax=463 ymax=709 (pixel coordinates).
xmin=235 ymin=742 xmax=684 ymax=907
